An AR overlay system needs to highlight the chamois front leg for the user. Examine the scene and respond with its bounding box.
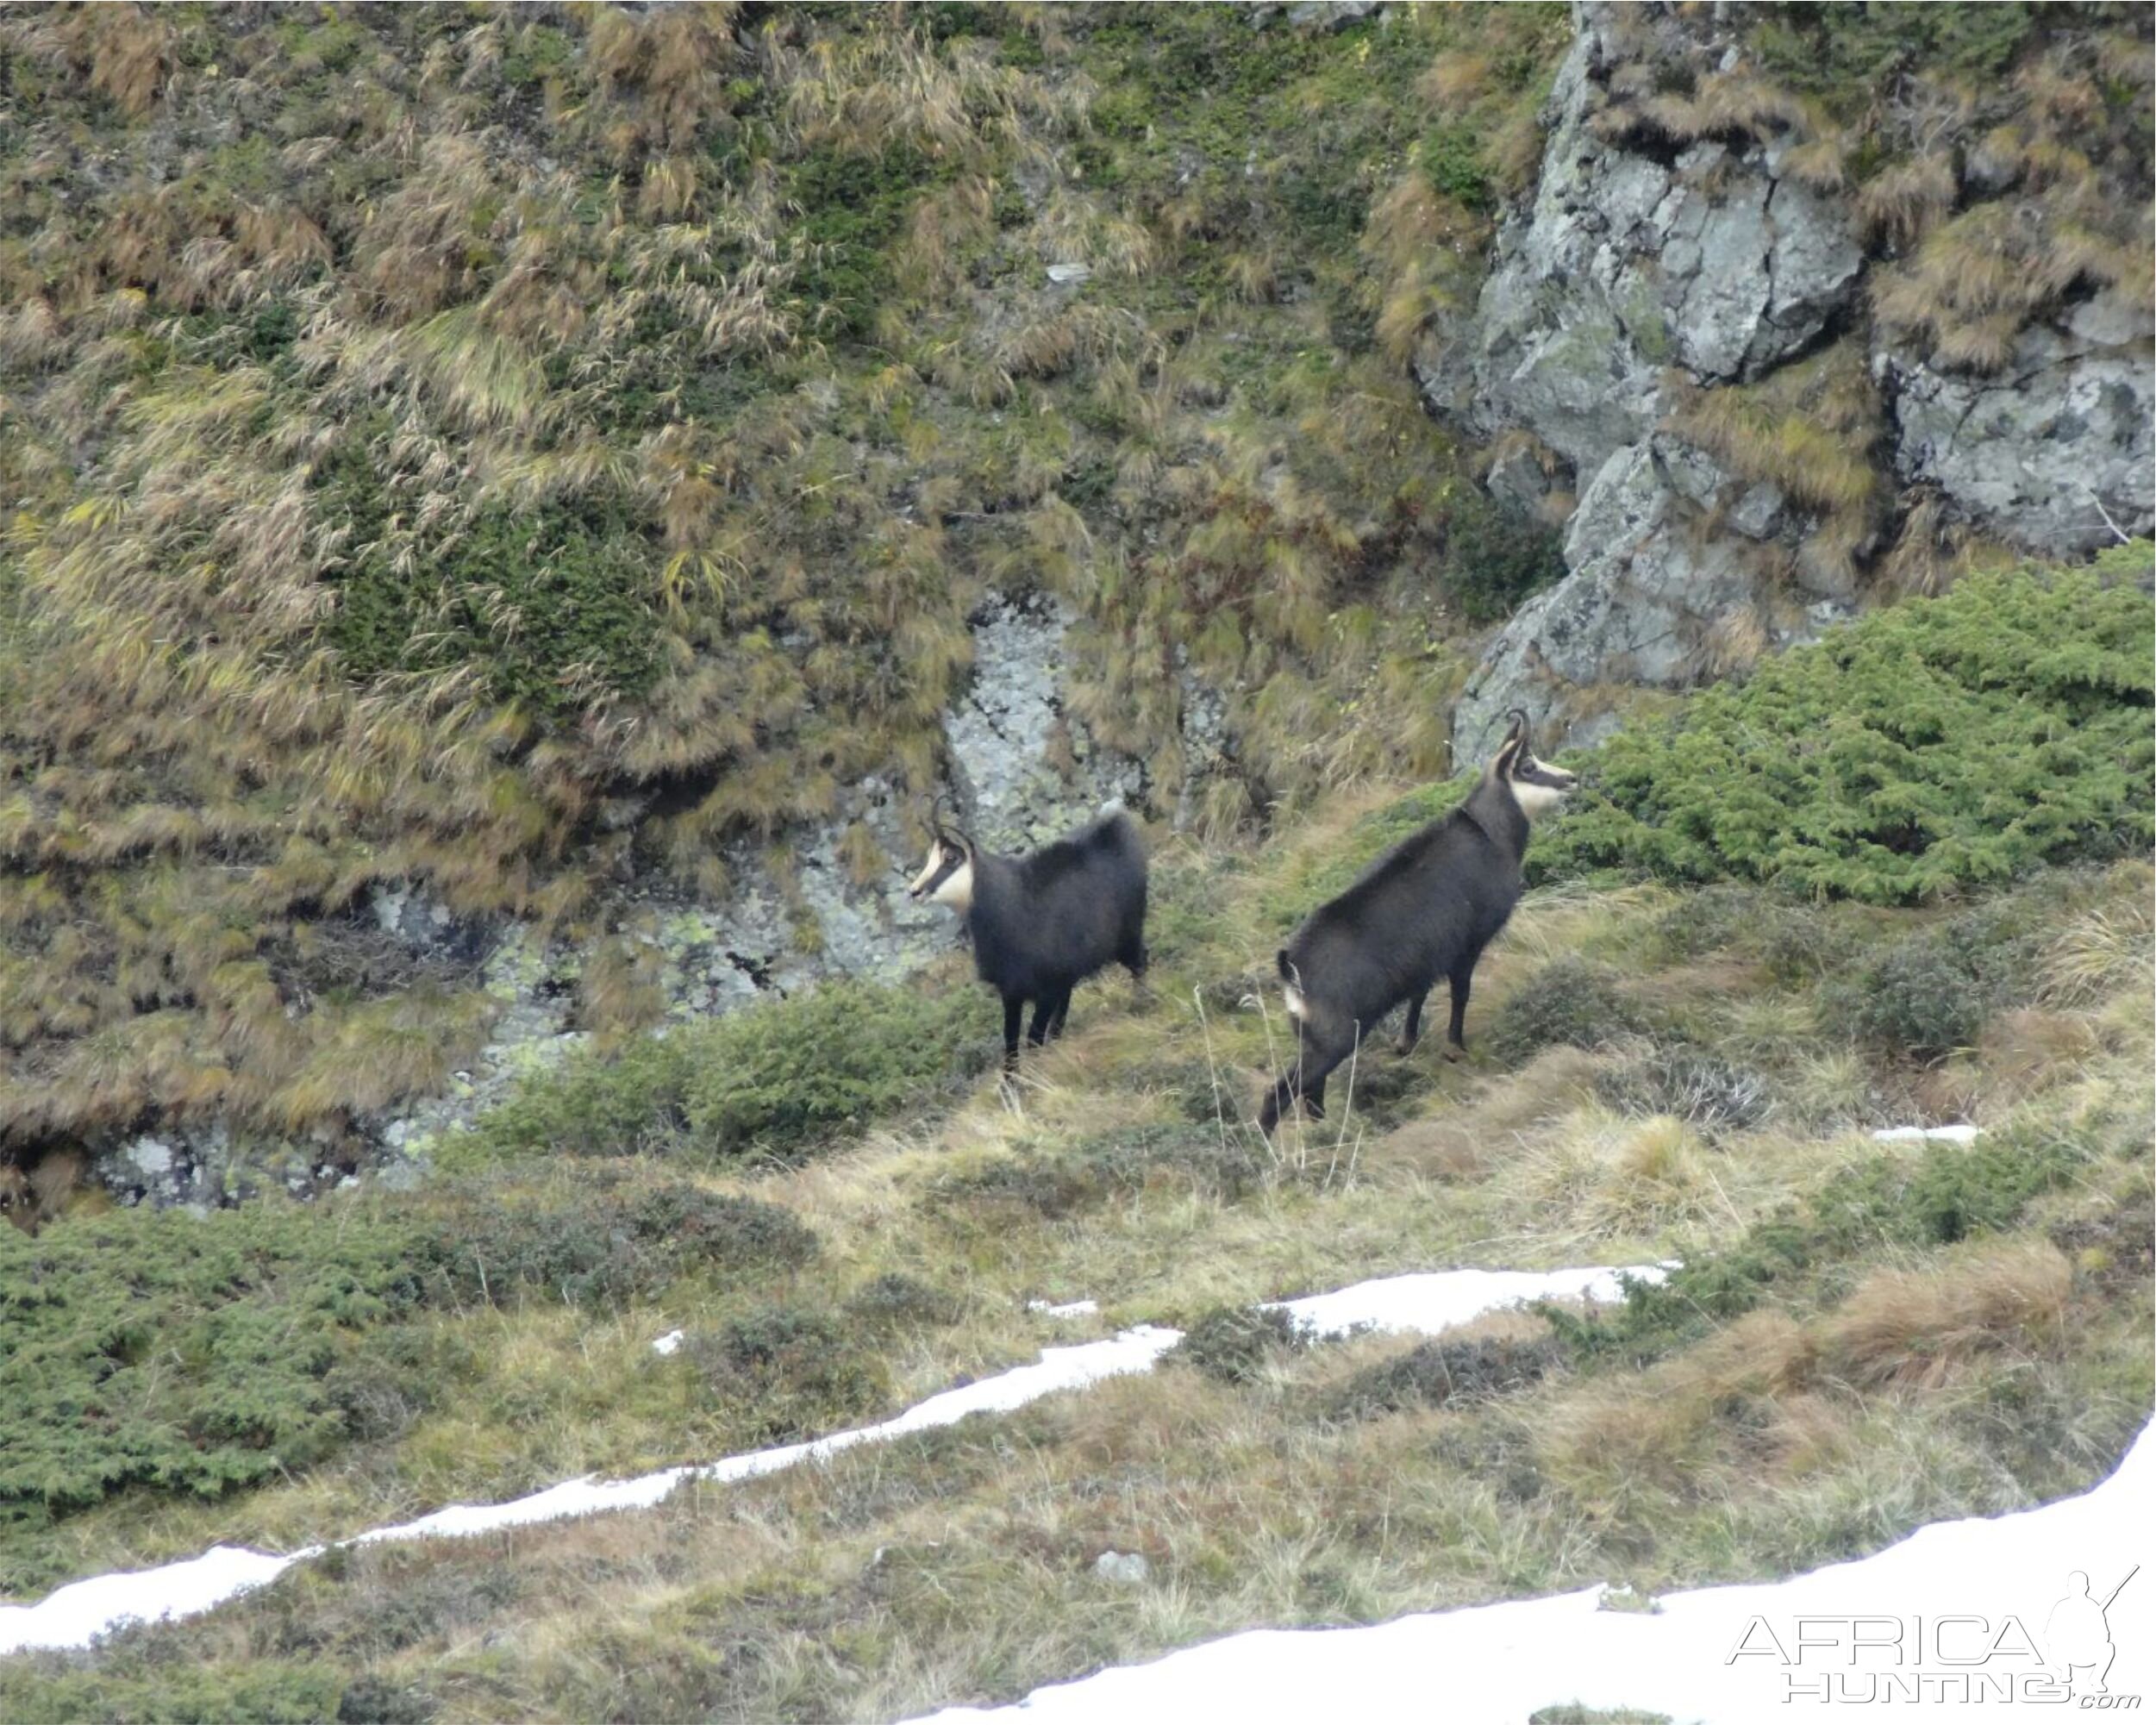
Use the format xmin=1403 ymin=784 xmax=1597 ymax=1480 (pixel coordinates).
xmin=1002 ymin=994 xmax=1025 ymax=1072
xmin=1445 ymin=964 xmax=1473 ymax=1060
xmin=1397 ymin=989 xmax=1429 ymax=1059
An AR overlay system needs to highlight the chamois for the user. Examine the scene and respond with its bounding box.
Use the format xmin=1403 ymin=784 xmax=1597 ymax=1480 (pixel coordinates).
xmin=908 ymin=799 xmax=1148 ymax=1070
xmin=1259 ymin=710 xmax=1578 ymax=1135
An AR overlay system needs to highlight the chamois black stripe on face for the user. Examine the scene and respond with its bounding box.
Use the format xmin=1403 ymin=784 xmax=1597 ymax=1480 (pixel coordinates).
xmin=1513 ymin=753 xmax=1577 ymax=790
xmin=908 ymin=843 xmax=966 ymax=900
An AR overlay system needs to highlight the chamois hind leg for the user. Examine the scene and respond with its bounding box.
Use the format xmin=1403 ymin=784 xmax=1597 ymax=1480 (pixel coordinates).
xmin=1259 ymin=1027 xmax=1350 ymax=1136
xmin=1445 ymin=963 xmax=1474 ymax=1060
xmin=1397 ymin=989 xmax=1429 ymax=1058
xmin=1119 ymin=935 xmax=1150 ymax=1008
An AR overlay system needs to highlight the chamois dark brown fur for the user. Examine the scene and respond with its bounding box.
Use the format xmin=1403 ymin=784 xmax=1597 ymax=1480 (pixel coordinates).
xmin=1259 ymin=711 xmax=1577 ymax=1135
xmin=909 ymin=801 xmax=1148 ymax=1069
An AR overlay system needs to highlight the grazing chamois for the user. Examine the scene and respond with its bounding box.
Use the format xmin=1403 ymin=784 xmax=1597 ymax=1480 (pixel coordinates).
xmin=909 ymin=799 xmax=1149 ymax=1070
xmin=1259 ymin=710 xmax=1578 ymax=1134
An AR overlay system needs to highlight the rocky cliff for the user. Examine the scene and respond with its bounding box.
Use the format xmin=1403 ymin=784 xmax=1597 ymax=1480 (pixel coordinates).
xmin=1428 ymin=1 xmax=2153 ymax=759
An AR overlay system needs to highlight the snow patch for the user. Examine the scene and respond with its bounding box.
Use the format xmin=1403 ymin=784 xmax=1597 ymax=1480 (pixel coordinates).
xmin=1028 ymin=1298 xmax=1100 ymax=1319
xmin=1874 ymin=1124 xmax=1982 ymax=1145
xmin=1267 ymin=1264 xmax=1666 ymax=1338
xmin=651 ymin=1328 xmax=685 ymax=1356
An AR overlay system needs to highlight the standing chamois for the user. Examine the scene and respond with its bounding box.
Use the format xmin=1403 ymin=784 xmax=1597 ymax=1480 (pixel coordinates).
xmin=1259 ymin=710 xmax=1578 ymax=1135
xmin=909 ymin=799 xmax=1149 ymax=1070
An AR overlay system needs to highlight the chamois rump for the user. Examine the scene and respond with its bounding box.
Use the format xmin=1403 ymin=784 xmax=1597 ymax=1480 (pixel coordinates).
xmin=908 ymin=800 xmax=1148 ymax=1070
xmin=1259 ymin=710 xmax=1578 ymax=1135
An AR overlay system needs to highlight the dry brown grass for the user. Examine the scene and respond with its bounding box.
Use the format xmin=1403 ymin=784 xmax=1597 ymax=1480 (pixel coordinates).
xmin=1857 ymin=153 xmax=1959 ymax=251
xmin=1821 ymin=1241 xmax=2072 ymax=1390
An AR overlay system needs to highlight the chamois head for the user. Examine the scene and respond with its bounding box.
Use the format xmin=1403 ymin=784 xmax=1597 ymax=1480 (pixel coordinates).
xmin=1488 ymin=709 xmax=1577 ymax=821
xmin=907 ymin=795 xmax=977 ymax=910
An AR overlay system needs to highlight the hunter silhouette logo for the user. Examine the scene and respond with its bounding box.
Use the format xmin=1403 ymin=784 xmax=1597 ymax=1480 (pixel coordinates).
xmin=2047 ymin=1566 xmax=2138 ymax=1697
xmin=1728 ymin=1562 xmax=2145 ymax=1704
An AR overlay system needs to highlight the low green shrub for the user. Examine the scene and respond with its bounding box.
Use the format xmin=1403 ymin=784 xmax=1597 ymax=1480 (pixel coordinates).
xmin=0 ymin=1657 xmax=352 ymax=1725
xmin=1484 ymin=958 xmax=1639 ymax=1064
xmin=467 ymin=979 xmax=999 ymax=1165
xmin=1809 ymin=1122 xmax=2091 ymax=1251
xmin=1543 ymin=1122 xmax=2094 ymax=1367
xmin=437 ymin=1184 xmax=817 ymax=1309
xmin=1168 ymin=1304 xmax=1309 ymax=1385
xmin=684 ymin=979 xmax=997 ymax=1159
xmin=688 ymin=1304 xmax=892 ymax=1445
xmin=1653 ymin=884 xmax=1851 ymax=984
xmin=1328 ymin=1333 xmax=1563 ymax=1421
xmin=0 ymin=1202 xmax=436 ymax=1548
xmin=1532 ymin=563 xmax=2154 ymax=903
xmin=843 ymin=1273 xmax=969 ymax=1334
xmin=1595 ymin=1046 xmax=1773 ymax=1133
xmin=460 ymin=1034 xmax=699 ymax=1163
xmin=929 ymin=1123 xmax=1266 ymax=1222
xmin=1829 ymin=897 xmax=2043 ymax=1060
xmin=0 ymin=1181 xmax=817 ymax=1584
xmin=1420 ymin=122 xmax=1497 ymax=214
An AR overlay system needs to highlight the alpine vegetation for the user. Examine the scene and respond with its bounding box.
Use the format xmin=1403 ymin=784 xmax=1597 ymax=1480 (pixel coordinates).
xmin=909 ymin=801 xmax=1149 ymax=1070
xmin=1261 ymin=711 xmax=1576 ymax=1134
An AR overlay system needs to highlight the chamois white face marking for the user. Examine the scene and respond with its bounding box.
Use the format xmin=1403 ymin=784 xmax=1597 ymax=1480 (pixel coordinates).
xmin=930 ymin=856 xmax=973 ymax=910
xmin=1494 ymin=718 xmax=1578 ymax=824
xmin=1509 ymin=775 xmax=1573 ymax=822
xmin=1283 ymin=983 xmax=1307 ymax=1022
xmin=909 ymin=841 xmax=974 ymax=911
xmin=907 ymin=844 xmax=943 ymax=898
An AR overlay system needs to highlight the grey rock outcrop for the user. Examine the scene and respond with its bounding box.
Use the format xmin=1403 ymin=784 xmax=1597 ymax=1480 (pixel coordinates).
xmin=942 ymin=591 xmax=1145 ymax=850
xmin=1418 ymin=8 xmax=1862 ymax=501
xmin=1453 ymin=438 xmax=1850 ymax=760
xmin=1428 ymin=3 xmax=1865 ymax=757
xmin=1882 ymin=308 xmax=2155 ymax=559
xmin=1429 ymin=1 xmax=2152 ymax=759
